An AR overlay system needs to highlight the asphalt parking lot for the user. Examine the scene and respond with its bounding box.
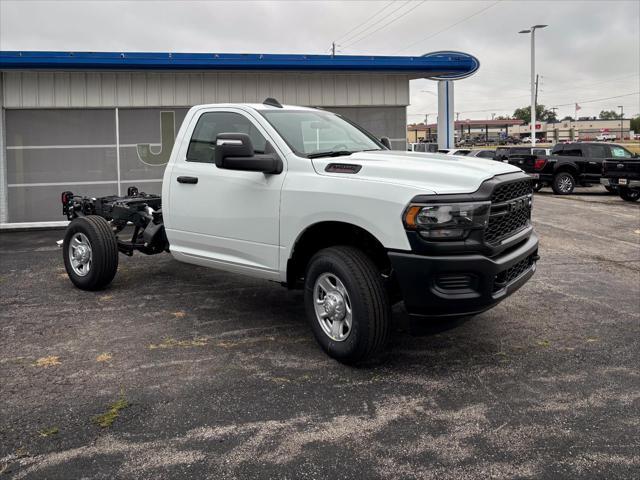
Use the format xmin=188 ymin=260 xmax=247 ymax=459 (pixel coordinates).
xmin=1 ymin=186 xmax=639 ymax=479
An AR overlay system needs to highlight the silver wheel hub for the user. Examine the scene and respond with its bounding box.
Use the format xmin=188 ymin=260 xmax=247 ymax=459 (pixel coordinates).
xmin=68 ymin=233 xmax=92 ymax=277
xmin=559 ymin=177 xmax=572 ymax=192
xmin=313 ymin=273 xmax=352 ymax=342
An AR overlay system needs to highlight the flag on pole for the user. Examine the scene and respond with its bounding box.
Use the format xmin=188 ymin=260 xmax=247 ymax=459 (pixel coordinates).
xmin=575 ymin=103 xmax=581 ymax=111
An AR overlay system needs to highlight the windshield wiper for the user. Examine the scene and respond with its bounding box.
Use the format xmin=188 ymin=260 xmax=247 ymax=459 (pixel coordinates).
xmin=307 ymin=150 xmax=356 ymax=159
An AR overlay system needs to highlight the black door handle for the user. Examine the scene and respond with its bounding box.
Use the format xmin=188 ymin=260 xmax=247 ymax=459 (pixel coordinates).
xmin=177 ymin=176 xmax=198 ymax=184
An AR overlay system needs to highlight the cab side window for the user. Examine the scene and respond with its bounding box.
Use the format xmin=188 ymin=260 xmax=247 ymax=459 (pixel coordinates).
xmin=611 ymin=146 xmax=632 ymax=158
xmin=187 ymin=112 xmax=267 ymax=163
xmin=557 ymin=147 xmax=583 ymax=157
xmin=589 ymin=145 xmax=608 ymax=158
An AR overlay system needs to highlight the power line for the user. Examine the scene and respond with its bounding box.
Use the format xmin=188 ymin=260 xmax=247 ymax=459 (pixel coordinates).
xmin=550 ymin=92 xmax=639 ymax=108
xmin=343 ymin=0 xmax=429 ymax=49
xmin=341 ymin=1 xmax=413 ymax=47
xmin=335 ymin=0 xmax=396 ymax=44
xmin=393 ymin=0 xmax=502 ymax=54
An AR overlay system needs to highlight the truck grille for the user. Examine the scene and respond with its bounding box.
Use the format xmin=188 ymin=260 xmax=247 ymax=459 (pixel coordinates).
xmin=493 ymin=253 xmax=536 ymax=292
xmin=491 ymin=179 xmax=533 ymax=203
xmin=485 ymin=179 xmax=533 ymax=245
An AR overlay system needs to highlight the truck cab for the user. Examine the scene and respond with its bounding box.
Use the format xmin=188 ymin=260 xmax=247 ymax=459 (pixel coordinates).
xmin=60 ymin=100 xmax=539 ymax=363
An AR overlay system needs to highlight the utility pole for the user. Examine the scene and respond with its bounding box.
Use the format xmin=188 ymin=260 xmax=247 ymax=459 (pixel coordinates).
xmin=456 ymin=112 xmax=460 ymax=121
xmin=331 ymin=42 xmax=336 ymax=57
xmin=519 ymin=25 xmax=547 ymax=147
xmin=618 ymin=105 xmax=624 ymax=140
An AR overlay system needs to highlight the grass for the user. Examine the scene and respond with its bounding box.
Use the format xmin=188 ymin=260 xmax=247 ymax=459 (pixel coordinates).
xmin=38 ymin=427 xmax=59 ymax=437
xmin=96 ymin=352 xmax=112 ymax=362
xmin=148 ymin=337 xmax=207 ymax=349
xmin=33 ymin=356 xmax=61 ymax=367
xmin=94 ymin=392 xmax=129 ymax=428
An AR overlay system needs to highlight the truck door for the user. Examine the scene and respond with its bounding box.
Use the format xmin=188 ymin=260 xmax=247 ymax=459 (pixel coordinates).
xmin=166 ymin=109 xmax=285 ymax=278
xmin=585 ymin=144 xmax=608 ymax=178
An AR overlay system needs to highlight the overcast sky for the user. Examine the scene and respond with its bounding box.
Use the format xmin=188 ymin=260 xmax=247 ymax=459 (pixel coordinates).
xmin=1 ymin=0 xmax=638 ymax=123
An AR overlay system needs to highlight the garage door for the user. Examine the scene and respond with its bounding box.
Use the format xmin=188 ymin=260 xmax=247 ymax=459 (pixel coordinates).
xmin=4 ymin=108 xmax=188 ymax=223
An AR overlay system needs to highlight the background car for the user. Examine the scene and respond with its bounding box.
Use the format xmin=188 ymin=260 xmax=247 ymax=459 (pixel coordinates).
xmin=437 ymin=148 xmax=471 ymax=156
xmin=467 ymin=149 xmax=496 ymax=159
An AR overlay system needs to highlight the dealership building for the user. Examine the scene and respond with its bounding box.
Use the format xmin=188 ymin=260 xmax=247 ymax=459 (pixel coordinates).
xmin=0 ymin=50 xmax=479 ymax=227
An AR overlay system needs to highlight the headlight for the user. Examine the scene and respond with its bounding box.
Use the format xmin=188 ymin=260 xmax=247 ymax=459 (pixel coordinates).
xmin=403 ymin=202 xmax=490 ymax=240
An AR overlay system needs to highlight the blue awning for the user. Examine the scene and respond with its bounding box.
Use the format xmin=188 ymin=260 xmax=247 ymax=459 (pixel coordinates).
xmin=0 ymin=51 xmax=479 ymax=79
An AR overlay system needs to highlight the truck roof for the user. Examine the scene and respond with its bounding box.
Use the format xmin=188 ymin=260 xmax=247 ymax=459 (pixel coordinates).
xmin=191 ymin=102 xmax=320 ymax=112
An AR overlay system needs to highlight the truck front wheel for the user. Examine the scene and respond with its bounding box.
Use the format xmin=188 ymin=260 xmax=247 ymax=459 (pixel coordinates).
xmin=619 ymin=187 xmax=640 ymax=202
xmin=552 ymin=172 xmax=576 ymax=195
xmin=304 ymin=246 xmax=390 ymax=363
xmin=63 ymin=216 xmax=119 ymax=291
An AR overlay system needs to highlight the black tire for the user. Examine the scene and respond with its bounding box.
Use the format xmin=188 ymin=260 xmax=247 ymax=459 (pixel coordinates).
xmin=552 ymin=172 xmax=576 ymax=195
xmin=532 ymin=181 xmax=543 ymax=192
xmin=604 ymin=184 xmax=618 ymax=194
xmin=63 ymin=216 xmax=119 ymax=291
xmin=304 ymin=246 xmax=390 ymax=363
xmin=619 ymin=187 xmax=640 ymax=202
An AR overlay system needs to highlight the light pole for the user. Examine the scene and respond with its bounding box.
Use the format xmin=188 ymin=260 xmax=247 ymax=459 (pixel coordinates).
xmin=519 ymin=24 xmax=547 ymax=147
xmin=618 ymin=105 xmax=624 ymax=140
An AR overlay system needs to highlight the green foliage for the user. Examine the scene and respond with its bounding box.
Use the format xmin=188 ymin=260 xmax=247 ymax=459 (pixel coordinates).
xmin=512 ymin=104 xmax=558 ymax=123
xmin=38 ymin=427 xmax=59 ymax=437
xmin=599 ymin=110 xmax=622 ymax=120
xmin=629 ymin=115 xmax=640 ymax=133
xmin=94 ymin=393 xmax=129 ymax=428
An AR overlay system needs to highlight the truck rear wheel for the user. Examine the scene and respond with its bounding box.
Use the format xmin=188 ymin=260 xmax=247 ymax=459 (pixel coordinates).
xmin=552 ymin=172 xmax=575 ymax=195
xmin=63 ymin=216 xmax=119 ymax=291
xmin=304 ymin=246 xmax=390 ymax=363
xmin=619 ymin=187 xmax=640 ymax=202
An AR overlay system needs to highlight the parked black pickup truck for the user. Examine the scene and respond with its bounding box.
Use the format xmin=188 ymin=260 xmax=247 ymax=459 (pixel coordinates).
xmin=506 ymin=142 xmax=638 ymax=194
xmin=602 ymin=157 xmax=640 ymax=202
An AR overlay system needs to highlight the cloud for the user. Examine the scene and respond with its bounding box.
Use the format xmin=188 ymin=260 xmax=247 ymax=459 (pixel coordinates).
xmin=1 ymin=0 xmax=638 ymax=121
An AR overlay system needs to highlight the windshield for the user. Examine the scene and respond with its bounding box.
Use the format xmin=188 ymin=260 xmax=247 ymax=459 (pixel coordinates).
xmin=260 ymin=110 xmax=383 ymax=158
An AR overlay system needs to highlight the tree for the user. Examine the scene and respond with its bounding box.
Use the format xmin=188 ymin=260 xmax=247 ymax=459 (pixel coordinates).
xmin=494 ymin=115 xmax=512 ymax=121
xmin=561 ymin=115 xmax=574 ymax=121
xmin=599 ymin=110 xmax=622 ymax=120
xmin=631 ymin=115 xmax=640 ymax=134
xmin=512 ymin=104 xmax=558 ymax=123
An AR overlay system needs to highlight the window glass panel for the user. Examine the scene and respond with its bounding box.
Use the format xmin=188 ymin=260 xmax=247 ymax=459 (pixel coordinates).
xmin=558 ymin=148 xmax=583 ymax=157
xmin=261 ymin=110 xmax=381 ymax=156
xmin=187 ymin=112 xmax=267 ymax=163
xmin=589 ymin=145 xmax=608 ymax=158
xmin=611 ymin=146 xmax=632 ymax=158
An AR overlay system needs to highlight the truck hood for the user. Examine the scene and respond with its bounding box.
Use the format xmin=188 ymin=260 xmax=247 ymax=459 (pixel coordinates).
xmin=311 ymin=150 xmax=522 ymax=194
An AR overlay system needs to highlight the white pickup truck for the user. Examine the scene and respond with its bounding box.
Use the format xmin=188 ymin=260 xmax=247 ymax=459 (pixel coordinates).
xmin=60 ymin=99 xmax=539 ymax=363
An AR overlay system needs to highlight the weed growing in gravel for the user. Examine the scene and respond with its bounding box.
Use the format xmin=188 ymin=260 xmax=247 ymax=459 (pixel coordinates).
xmin=148 ymin=337 xmax=207 ymax=349
xmin=33 ymin=356 xmax=61 ymax=367
xmin=94 ymin=393 xmax=129 ymax=428
xmin=96 ymin=353 xmax=112 ymax=362
xmin=38 ymin=427 xmax=59 ymax=437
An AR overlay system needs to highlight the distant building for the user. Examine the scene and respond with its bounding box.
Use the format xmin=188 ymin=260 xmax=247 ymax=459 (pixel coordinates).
xmin=407 ymin=119 xmax=525 ymax=143
xmin=408 ymin=118 xmax=633 ymax=143
xmin=510 ymin=118 xmax=632 ymax=142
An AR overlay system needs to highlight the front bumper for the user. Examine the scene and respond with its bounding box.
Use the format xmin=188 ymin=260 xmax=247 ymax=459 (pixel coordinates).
xmin=388 ymin=232 xmax=539 ymax=318
xmin=601 ymin=178 xmax=640 ymax=188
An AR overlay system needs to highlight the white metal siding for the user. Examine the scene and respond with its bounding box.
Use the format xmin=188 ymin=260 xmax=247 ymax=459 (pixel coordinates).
xmin=0 ymin=75 xmax=6 ymax=223
xmin=1 ymin=71 xmax=410 ymax=108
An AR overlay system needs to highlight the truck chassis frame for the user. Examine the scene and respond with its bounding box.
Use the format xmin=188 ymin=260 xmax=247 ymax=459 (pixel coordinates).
xmin=61 ymin=186 xmax=168 ymax=256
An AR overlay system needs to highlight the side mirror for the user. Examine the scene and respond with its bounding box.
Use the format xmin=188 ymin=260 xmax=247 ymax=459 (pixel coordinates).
xmin=214 ymin=133 xmax=283 ymax=174
xmin=380 ymin=137 xmax=392 ymax=149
